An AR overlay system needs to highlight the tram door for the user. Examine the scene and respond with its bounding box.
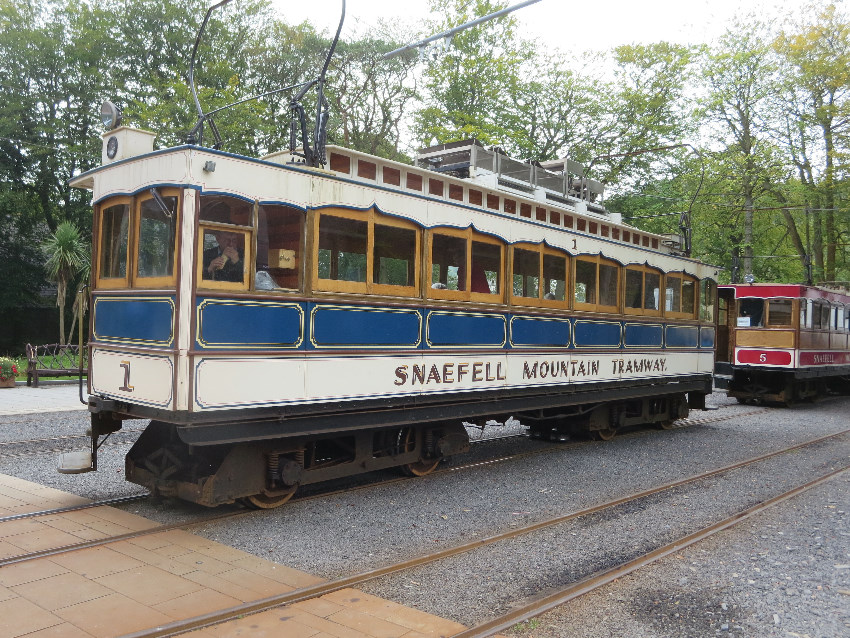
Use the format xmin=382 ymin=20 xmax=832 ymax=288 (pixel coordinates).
xmin=716 ymin=288 xmax=735 ymax=363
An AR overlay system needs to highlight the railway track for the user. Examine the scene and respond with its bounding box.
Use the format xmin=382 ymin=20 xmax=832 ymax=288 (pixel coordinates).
xmin=22 ymin=426 xmax=835 ymax=638
xmin=0 ymin=407 xmax=764 ymax=529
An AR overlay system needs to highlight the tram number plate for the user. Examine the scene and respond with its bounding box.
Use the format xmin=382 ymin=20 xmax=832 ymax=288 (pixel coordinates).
xmin=737 ymin=350 xmax=792 ymax=366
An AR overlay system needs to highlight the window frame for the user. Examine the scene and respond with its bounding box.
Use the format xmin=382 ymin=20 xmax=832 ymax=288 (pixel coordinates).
xmin=623 ymin=265 xmax=663 ymax=317
xmin=313 ymin=207 xmax=420 ymax=297
xmin=573 ymin=255 xmax=620 ymax=314
xmin=196 ymin=222 xmax=253 ymax=291
xmin=427 ymin=227 xmax=504 ymax=303
xmin=664 ymin=272 xmax=698 ymax=319
xmin=509 ymin=244 xmax=569 ymax=309
xmin=765 ymin=298 xmax=795 ymax=328
xmin=132 ymin=188 xmax=181 ymax=289
xmin=94 ymin=196 xmax=133 ymax=290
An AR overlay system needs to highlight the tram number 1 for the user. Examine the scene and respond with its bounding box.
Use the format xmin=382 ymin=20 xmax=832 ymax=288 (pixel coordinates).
xmin=119 ymin=360 xmax=134 ymax=392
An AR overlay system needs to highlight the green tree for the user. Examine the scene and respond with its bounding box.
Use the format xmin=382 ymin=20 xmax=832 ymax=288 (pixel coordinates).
xmin=774 ymin=3 xmax=850 ymax=282
xmin=43 ymin=221 xmax=88 ymax=345
xmin=414 ymin=0 xmax=533 ymax=149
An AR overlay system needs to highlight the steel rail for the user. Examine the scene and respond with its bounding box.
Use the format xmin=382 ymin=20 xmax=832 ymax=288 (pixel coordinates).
xmin=116 ymin=428 xmax=849 ymax=638
xmin=0 ymin=408 xmax=764 ymax=537
xmin=0 ymin=493 xmax=149 ymax=525
xmin=453 ymin=465 xmax=849 ymax=637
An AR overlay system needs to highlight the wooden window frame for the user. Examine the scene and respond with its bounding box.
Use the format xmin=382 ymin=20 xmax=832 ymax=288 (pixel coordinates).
xmin=623 ymin=265 xmax=663 ymax=317
xmin=94 ymin=196 xmax=133 ymax=290
xmin=765 ymin=298 xmax=796 ymax=328
xmin=699 ymin=278 xmax=717 ymax=322
xmin=196 ymin=222 xmax=252 ymax=291
xmin=665 ymin=272 xmax=698 ymax=319
xmin=510 ymin=244 xmax=569 ymax=309
xmin=313 ymin=208 xmax=420 ymax=297
xmin=574 ymin=255 xmax=620 ymax=314
xmin=427 ymin=227 xmax=504 ymax=303
xmin=132 ymin=188 xmax=181 ymax=289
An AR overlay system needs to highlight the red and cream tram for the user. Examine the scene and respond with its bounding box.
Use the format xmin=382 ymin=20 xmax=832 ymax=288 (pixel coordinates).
xmin=715 ymin=284 xmax=850 ymax=403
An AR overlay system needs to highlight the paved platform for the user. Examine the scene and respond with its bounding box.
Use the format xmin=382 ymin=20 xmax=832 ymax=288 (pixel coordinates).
xmin=0 ymin=474 xmax=471 ymax=638
xmin=0 ymin=383 xmax=88 ymax=416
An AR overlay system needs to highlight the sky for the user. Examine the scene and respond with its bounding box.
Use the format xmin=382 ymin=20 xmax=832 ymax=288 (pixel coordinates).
xmin=270 ymin=0 xmax=845 ymax=53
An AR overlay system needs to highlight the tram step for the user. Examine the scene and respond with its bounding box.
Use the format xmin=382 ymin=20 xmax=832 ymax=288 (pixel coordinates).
xmin=57 ymin=450 xmax=94 ymax=474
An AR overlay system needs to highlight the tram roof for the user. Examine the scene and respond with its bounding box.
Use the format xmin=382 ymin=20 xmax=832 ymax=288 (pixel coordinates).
xmin=720 ymin=283 xmax=850 ymax=304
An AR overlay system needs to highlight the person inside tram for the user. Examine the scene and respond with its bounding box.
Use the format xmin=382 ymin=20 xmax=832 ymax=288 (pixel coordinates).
xmin=203 ymin=229 xmax=244 ymax=282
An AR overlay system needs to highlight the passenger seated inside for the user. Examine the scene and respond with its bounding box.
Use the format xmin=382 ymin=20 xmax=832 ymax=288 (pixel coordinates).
xmin=203 ymin=229 xmax=244 ymax=282
xmin=471 ymin=266 xmax=491 ymax=293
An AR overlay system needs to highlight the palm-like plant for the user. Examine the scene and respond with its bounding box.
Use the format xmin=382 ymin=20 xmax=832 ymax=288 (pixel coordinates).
xmin=43 ymin=222 xmax=89 ymax=345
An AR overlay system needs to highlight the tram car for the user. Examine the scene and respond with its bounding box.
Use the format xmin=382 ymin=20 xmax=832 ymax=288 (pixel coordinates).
xmin=714 ymin=283 xmax=850 ymax=404
xmin=60 ymin=6 xmax=718 ymax=508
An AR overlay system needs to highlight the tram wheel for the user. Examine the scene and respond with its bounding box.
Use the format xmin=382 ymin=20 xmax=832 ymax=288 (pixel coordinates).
xmin=657 ymin=419 xmax=676 ymax=430
xmin=594 ymin=428 xmax=616 ymax=441
xmin=397 ymin=427 xmax=441 ymax=477
xmin=239 ymin=489 xmax=296 ymax=509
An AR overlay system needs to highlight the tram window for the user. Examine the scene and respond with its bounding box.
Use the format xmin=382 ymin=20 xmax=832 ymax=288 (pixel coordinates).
xmin=374 ymin=224 xmax=415 ymax=287
xmin=625 ymin=269 xmax=643 ymax=309
xmin=200 ymin=195 xmax=251 ymax=225
xmin=257 ymin=205 xmax=303 ymax=290
xmin=738 ymin=299 xmax=764 ymax=327
xmin=666 ymin=276 xmax=682 ymax=312
xmin=200 ymin=227 xmax=248 ymax=285
xmin=98 ymin=202 xmax=130 ymax=282
xmin=767 ymin=299 xmax=792 ymax=327
xmin=318 ymin=216 xmax=367 ymax=283
xmin=682 ymin=279 xmax=696 ymax=314
xmin=812 ymin=301 xmax=830 ymax=329
xmin=599 ymin=263 xmax=618 ymax=307
xmin=471 ymin=241 xmax=500 ymax=294
xmin=513 ymin=248 xmax=539 ymax=298
xmin=431 ymin=234 xmax=466 ymax=291
xmin=136 ymin=195 xmax=177 ymax=281
xmin=624 ymin=266 xmax=661 ymax=315
xmin=700 ymin=279 xmax=717 ymax=322
xmin=574 ymin=260 xmax=596 ymax=304
xmin=718 ymin=296 xmax=728 ymax=325
xmin=542 ymin=254 xmax=566 ymax=301
xmin=644 ymin=272 xmax=660 ymax=310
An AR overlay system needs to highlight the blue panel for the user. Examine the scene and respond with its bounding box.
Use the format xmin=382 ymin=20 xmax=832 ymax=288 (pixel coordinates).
xmin=198 ymin=300 xmax=303 ymax=348
xmin=312 ymin=306 xmax=421 ymax=347
xmin=510 ymin=317 xmax=570 ymax=347
xmin=427 ymin=312 xmax=506 ymax=347
xmin=94 ymin=297 xmax=174 ymax=345
xmin=700 ymin=326 xmax=716 ymax=348
xmin=624 ymin=323 xmax=663 ymax=347
xmin=573 ymin=320 xmax=621 ymax=348
xmin=666 ymin=325 xmax=699 ymax=348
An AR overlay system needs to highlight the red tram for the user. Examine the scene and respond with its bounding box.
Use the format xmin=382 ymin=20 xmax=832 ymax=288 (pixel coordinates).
xmin=714 ymin=284 xmax=850 ymax=403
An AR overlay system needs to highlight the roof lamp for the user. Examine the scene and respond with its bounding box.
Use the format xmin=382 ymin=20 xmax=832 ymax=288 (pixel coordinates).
xmin=100 ymin=101 xmax=122 ymax=130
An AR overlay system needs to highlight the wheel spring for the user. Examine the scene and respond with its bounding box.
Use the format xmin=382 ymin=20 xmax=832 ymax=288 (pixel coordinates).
xmin=267 ymin=454 xmax=280 ymax=482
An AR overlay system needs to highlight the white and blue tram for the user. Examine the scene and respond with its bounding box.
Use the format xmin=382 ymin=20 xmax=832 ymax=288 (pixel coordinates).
xmin=63 ymin=5 xmax=718 ymax=507
xmin=65 ymin=130 xmax=718 ymax=507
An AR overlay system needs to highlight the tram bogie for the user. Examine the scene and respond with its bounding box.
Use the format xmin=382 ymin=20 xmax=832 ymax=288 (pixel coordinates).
xmin=126 ymin=421 xmax=470 ymax=507
xmin=522 ymin=392 xmax=690 ymax=441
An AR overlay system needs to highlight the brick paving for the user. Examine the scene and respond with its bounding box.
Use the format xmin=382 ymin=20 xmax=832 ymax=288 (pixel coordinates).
xmin=0 ymin=387 xmax=476 ymax=638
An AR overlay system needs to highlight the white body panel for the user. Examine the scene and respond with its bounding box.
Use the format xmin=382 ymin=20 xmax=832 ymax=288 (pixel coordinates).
xmin=192 ymin=351 xmax=713 ymax=410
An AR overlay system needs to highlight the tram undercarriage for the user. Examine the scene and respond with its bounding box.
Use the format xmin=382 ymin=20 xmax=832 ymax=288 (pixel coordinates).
xmin=125 ymin=421 xmax=470 ymax=508
xmin=721 ymin=366 xmax=850 ymax=405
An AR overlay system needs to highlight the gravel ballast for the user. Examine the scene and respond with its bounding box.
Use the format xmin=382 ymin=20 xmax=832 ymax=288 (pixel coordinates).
xmin=1 ymin=392 xmax=848 ymax=636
